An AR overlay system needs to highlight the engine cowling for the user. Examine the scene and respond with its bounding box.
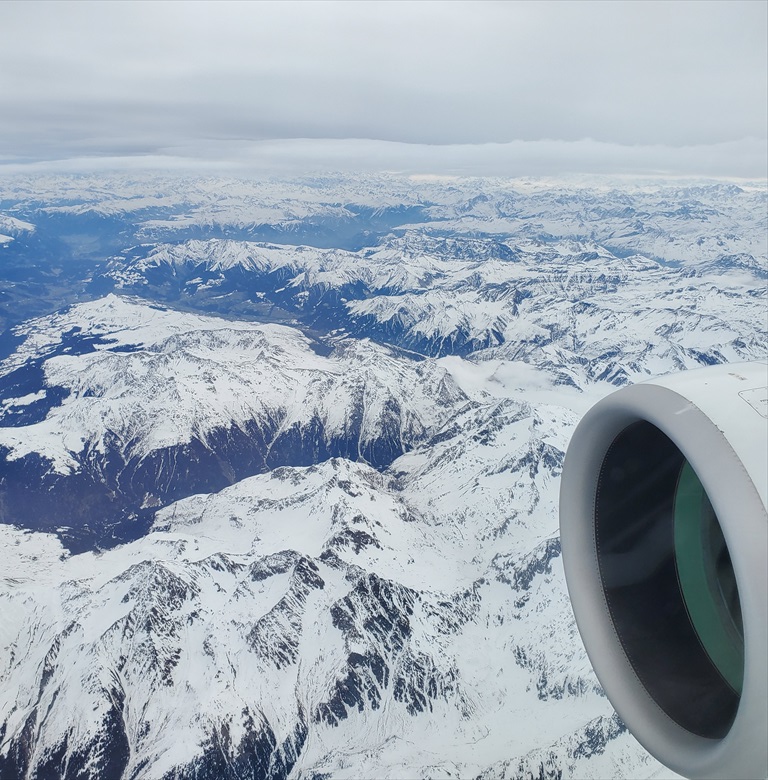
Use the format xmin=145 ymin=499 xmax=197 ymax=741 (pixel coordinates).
xmin=560 ymin=362 xmax=767 ymax=780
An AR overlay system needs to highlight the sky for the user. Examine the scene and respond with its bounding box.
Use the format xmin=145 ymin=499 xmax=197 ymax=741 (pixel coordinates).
xmin=0 ymin=0 xmax=766 ymax=179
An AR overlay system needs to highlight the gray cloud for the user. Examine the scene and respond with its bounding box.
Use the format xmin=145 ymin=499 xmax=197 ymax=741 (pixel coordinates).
xmin=0 ymin=0 xmax=765 ymax=177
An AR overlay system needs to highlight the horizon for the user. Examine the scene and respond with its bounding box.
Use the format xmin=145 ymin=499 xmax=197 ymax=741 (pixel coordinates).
xmin=1 ymin=0 xmax=766 ymax=180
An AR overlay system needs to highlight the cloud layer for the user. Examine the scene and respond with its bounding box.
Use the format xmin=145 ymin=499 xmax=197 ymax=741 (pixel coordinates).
xmin=1 ymin=0 xmax=765 ymax=177
xmin=1 ymin=137 xmax=764 ymax=182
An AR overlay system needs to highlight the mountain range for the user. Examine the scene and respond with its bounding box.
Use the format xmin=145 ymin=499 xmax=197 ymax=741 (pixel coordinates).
xmin=0 ymin=172 xmax=765 ymax=779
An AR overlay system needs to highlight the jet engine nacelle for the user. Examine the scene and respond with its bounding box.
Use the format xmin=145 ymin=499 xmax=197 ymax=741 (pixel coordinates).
xmin=560 ymin=362 xmax=767 ymax=780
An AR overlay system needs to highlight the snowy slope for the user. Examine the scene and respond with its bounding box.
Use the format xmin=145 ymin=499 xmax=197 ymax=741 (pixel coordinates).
xmin=108 ymin=231 xmax=767 ymax=376
xmin=0 ymin=369 xmax=679 ymax=779
xmin=0 ymin=295 xmax=462 ymax=469
xmin=3 ymin=173 xmax=764 ymax=268
xmin=0 ymin=295 xmax=467 ymax=549
xmin=0 ymin=214 xmax=34 ymax=244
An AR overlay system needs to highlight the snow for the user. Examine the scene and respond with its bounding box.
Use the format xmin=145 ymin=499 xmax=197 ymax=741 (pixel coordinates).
xmin=0 ymin=297 xmax=464 ymax=473
xmin=0 ymin=172 xmax=759 ymax=779
xmin=0 ymin=214 xmax=35 ymax=235
xmin=0 ymin=367 xmax=643 ymax=778
xmin=100 ymin=221 xmax=768 ymax=385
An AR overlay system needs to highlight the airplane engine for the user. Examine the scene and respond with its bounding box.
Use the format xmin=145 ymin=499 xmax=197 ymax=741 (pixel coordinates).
xmin=560 ymin=362 xmax=767 ymax=780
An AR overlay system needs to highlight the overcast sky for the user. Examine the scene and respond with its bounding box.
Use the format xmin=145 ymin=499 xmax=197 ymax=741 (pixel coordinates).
xmin=1 ymin=0 xmax=765 ymax=178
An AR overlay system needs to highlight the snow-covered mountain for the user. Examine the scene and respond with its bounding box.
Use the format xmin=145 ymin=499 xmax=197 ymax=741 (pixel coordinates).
xmin=2 ymin=171 xmax=763 ymax=779
xmin=106 ymin=231 xmax=766 ymax=380
xmin=0 ymin=367 xmax=659 ymax=780
xmin=2 ymin=174 xmax=765 ymax=267
xmin=0 ymin=215 xmax=34 ymax=245
xmin=0 ymin=295 xmax=466 ymax=551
